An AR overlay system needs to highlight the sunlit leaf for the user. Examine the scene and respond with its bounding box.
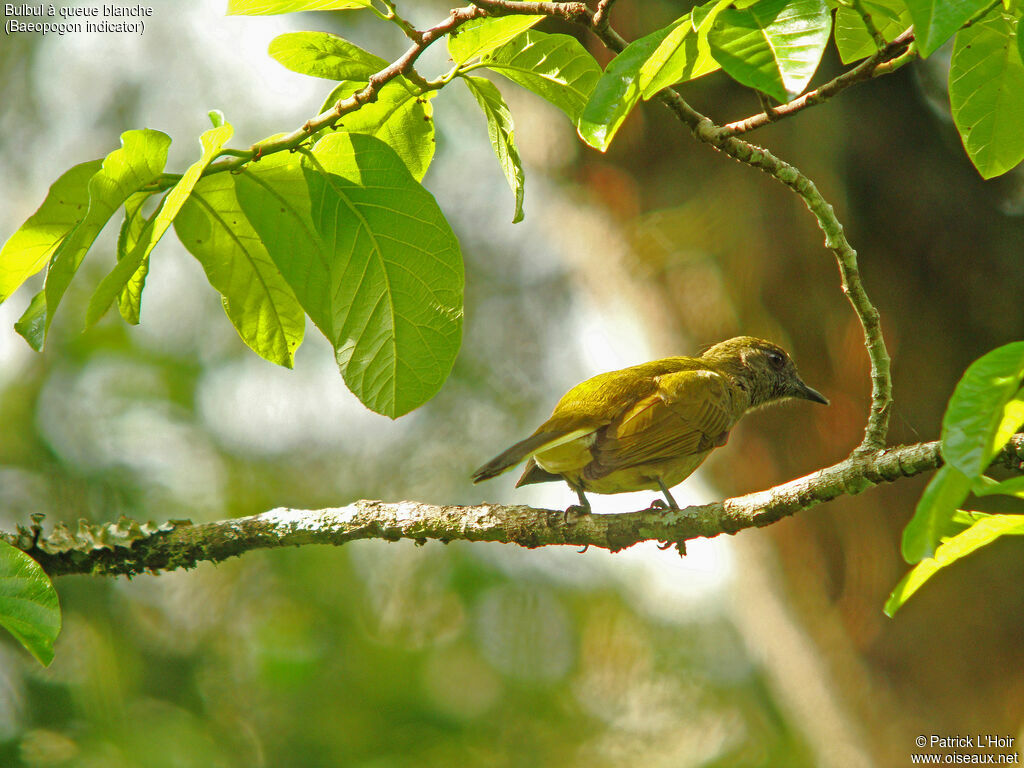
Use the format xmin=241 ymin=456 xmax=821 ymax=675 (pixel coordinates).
xmin=834 ymin=0 xmax=912 ymax=63
xmin=269 ymin=31 xmax=386 ymax=81
xmin=640 ymin=14 xmax=720 ymax=97
xmin=228 ymin=0 xmax=371 ymax=14
xmin=319 ymin=79 xmax=437 ymax=181
xmin=234 ymin=133 xmax=463 ymax=417
xmin=43 ymin=130 xmax=171 ymax=337
xmin=886 ymin=513 xmax=1024 ymax=616
xmin=481 ymin=30 xmax=602 ymax=123
xmin=448 ymin=15 xmax=545 ymax=64
xmin=0 ymin=159 xmax=101 ymax=304
xmin=708 ymin=0 xmax=832 ymax=102
xmin=175 ymin=173 xmax=305 ymax=368
xmin=941 ymin=341 xmax=1024 ymax=476
xmin=463 ymin=76 xmax=525 ymax=222
xmin=85 ymin=124 xmax=234 ymax=328
xmin=904 ymin=0 xmax=989 ymax=56
xmin=0 ymin=540 xmax=60 ymax=667
xmin=578 ymin=23 xmax=679 ymax=151
xmin=950 ymin=11 xmax=1024 ymax=178
xmin=901 ymin=463 xmax=973 ymax=563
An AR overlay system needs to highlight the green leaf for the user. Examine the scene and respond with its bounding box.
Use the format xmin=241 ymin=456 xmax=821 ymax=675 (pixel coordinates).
xmin=708 ymin=0 xmax=832 ymax=102
xmin=463 ymin=76 xmax=526 ymax=223
xmin=834 ymin=0 xmax=913 ymax=64
xmin=942 ymin=342 xmax=1024 ymax=476
xmin=886 ymin=513 xmax=1024 ymax=616
xmin=901 ymin=464 xmax=973 ymax=563
xmin=950 ymin=11 xmax=1024 ymax=179
xmin=973 ymin=474 xmax=1024 ymax=498
xmin=904 ymin=0 xmax=989 ymax=56
xmin=578 ymin=24 xmax=678 ymax=151
xmin=228 ymin=0 xmax=371 ymax=14
xmin=115 ymin=192 xmax=155 ymax=325
xmin=481 ymin=30 xmax=602 ymax=123
xmin=0 ymin=159 xmax=101 ymax=304
xmin=448 ymin=15 xmax=546 ymax=64
xmin=640 ymin=14 xmax=721 ymax=98
xmin=268 ymin=31 xmax=387 ymax=81
xmin=578 ymin=14 xmax=722 ymax=151
xmin=234 ymin=133 xmax=463 ymax=417
xmin=175 ymin=173 xmax=305 ymax=368
xmin=85 ymin=124 xmax=234 ymax=328
xmin=0 ymin=540 xmax=60 ymax=667
xmin=320 ymin=79 xmax=437 ymax=181
xmin=43 ymin=129 xmax=172 ymax=337
xmin=14 ymin=291 xmax=47 ymax=352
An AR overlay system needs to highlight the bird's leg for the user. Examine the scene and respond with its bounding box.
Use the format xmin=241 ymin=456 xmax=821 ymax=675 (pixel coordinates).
xmin=563 ymin=483 xmax=591 ymax=523
xmin=657 ymin=480 xmax=680 ymax=511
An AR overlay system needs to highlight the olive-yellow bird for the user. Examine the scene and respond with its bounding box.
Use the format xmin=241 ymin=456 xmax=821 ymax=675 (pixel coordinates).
xmin=472 ymin=336 xmax=827 ymax=510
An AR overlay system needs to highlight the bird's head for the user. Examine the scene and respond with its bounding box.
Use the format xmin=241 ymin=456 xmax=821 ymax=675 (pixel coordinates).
xmin=702 ymin=336 xmax=829 ymax=409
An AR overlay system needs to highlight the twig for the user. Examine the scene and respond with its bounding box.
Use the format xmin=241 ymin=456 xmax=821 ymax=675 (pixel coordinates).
xmin=18 ymin=435 xmax=1024 ymax=578
xmin=721 ymin=29 xmax=915 ymax=137
xmin=143 ymin=1 xmax=588 ymax=193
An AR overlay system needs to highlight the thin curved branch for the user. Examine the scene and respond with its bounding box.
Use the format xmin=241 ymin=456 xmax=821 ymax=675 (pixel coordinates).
xmin=17 ymin=436 xmax=1024 ymax=577
xmin=583 ymin=12 xmax=893 ymax=451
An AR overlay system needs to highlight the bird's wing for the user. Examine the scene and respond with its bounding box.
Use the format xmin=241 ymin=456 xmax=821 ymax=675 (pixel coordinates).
xmin=588 ymin=370 xmax=737 ymax=477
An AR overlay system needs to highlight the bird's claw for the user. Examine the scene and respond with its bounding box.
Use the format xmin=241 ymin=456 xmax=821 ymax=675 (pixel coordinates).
xmin=563 ymin=504 xmax=590 ymax=524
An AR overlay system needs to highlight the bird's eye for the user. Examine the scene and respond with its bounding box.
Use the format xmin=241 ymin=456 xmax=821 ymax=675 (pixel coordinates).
xmin=767 ymin=350 xmax=786 ymax=369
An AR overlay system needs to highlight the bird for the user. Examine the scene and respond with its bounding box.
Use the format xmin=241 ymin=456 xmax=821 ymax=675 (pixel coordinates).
xmin=472 ymin=336 xmax=828 ymax=511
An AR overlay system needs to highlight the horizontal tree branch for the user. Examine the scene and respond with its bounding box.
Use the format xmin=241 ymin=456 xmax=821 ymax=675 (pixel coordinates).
xmin=16 ymin=435 xmax=1024 ymax=578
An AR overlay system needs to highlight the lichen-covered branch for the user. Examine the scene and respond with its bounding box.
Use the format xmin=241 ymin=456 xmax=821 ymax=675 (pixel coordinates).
xmin=16 ymin=435 xmax=1024 ymax=578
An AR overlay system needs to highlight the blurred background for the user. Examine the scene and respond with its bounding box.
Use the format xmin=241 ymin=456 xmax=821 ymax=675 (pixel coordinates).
xmin=1 ymin=1 xmax=1023 ymax=766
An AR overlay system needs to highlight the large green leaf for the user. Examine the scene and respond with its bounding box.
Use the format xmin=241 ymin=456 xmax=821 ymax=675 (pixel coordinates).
xmin=941 ymin=341 xmax=1024 ymax=476
xmin=950 ymin=11 xmax=1024 ymax=179
xmin=234 ymin=133 xmax=463 ymax=417
xmin=269 ymin=31 xmax=387 ymax=81
xmin=228 ymin=0 xmax=371 ymax=14
xmin=0 ymin=540 xmax=60 ymax=667
xmin=901 ymin=463 xmax=973 ymax=563
xmin=175 ymin=172 xmax=305 ymax=368
xmin=0 ymin=160 xmax=101 ymax=304
xmin=708 ymin=0 xmax=832 ymax=102
xmin=578 ymin=24 xmax=680 ymax=151
xmin=85 ymin=124 xmax=234 ymax=328
xmin=904 ymin=0 xmax=989 ymax=56
xmin=43 ymin=129 xmax=171 ymax=336
xmin=641 ymin=12 xmax=720 ymax=98
xmin=579 ymin=13 xmax=721 ymax=151
xmin=886 ymin=513 xmax=1024 ymax=616
xmin=480 ymin=30 xmax=602 ymax=123
xmin=448 ymin=15 xmax=545 ymax=64
xmin=834 ymin=0 xmax=912 ymax=63
xmin=319 ymin=79 xmax=437 ymax=181
xmin=463 ymin=76 xmax=526 ymax=223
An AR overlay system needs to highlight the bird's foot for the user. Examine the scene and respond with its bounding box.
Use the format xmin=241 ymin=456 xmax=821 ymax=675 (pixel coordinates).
xmin=563 ymin=504 xmax=590 ymax=524
xmin=657 ymin=540 xmax=688 ymax=556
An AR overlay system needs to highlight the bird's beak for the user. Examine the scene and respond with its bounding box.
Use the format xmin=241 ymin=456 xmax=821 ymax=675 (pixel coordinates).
xmin=794 ymin=378 xmax=829 ymax=405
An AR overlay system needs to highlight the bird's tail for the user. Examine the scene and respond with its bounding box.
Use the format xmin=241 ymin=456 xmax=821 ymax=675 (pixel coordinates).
xmin=472 ymin=431 xmax=567 ymax=483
